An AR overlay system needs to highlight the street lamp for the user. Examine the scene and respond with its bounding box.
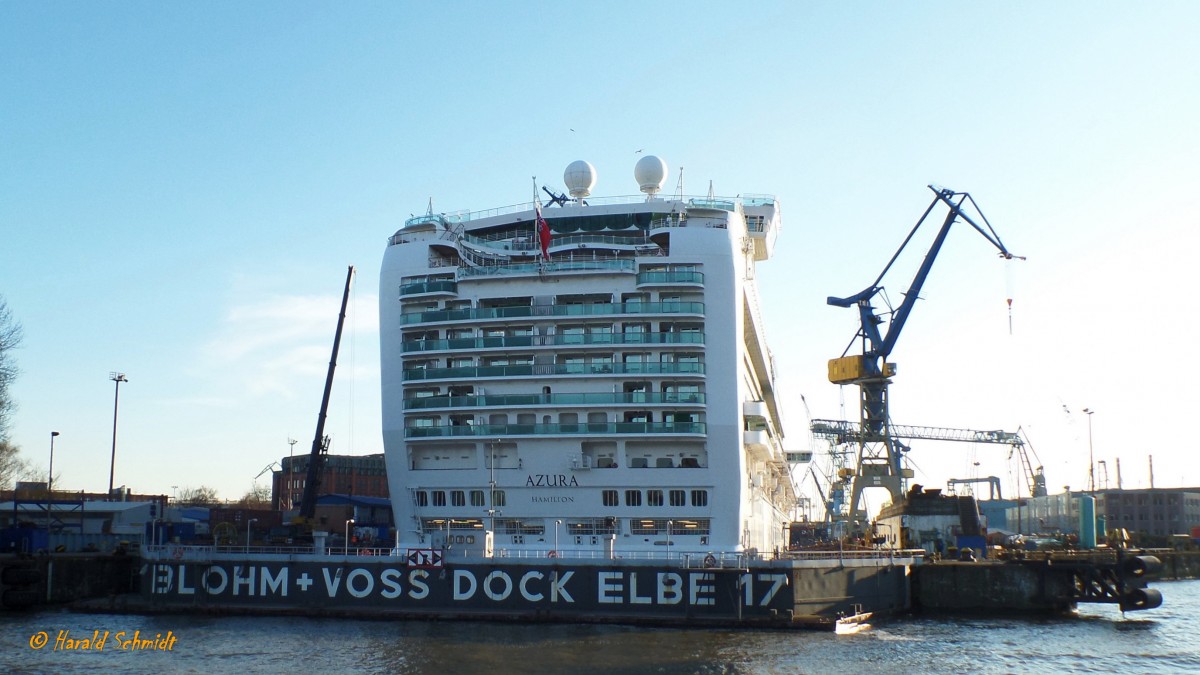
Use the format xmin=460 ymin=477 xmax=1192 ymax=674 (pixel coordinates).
xmin=345 ymin=518 xmax=355 ymax=555
xmin=246 ymin=518 xmax=257 ymax=550
xmin=554 ymin=519 xmax=561 ymax=558
xmin=48 ymin=431 xmax=60 ymax=493
xmin=666 ymin=520 xmax=673 ymax=559
xmin=1083 ymin=408 xmax=1095 ymax=494
xmin=108 ymin=372 xmax=128 ymax=496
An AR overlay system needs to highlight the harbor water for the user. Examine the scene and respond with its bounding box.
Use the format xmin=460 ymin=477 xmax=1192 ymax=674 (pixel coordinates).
xmin=4 ymin=579 xmax=1198 ymax=674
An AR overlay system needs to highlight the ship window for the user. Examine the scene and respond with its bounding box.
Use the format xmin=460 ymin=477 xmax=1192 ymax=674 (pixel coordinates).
xmin=451 ymin=490 xmax=465 ymax=507
xmin=630 ymin=519 xmax=666 ymax=535
xmin=655 ymin=458 xmax=673 ymax=468
xmin=597 ymin=457 xmax=617 ymax=468
xmin=629 ymin=457 xmax=648 ymax=468
xmin=415 ymin=491 xmax=429 ymax=507
xmin=680 ymin=457 xmax=701 ymax=468
xmin=432 ymin=491 xmax=446 ymax=507
xmin=470 ymin=490 xmax=486 ymax=507
xmin=625 ymin=490 xmax=642 ymax=507
xmin=602 ymin=490 xmax=619 ymax=507
xmin=647 ymin=490 xmax=664 ymax=507
xmin=492 ymin=490 xmax=506 ymax=507
xmin=691 ymin=490 xmax=708 ymax=507
xmin=669 ymin=489 xmax=686 ymax=506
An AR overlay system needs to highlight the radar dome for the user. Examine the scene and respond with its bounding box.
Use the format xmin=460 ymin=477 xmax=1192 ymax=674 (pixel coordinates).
xmin=634 ymin=155 xmax=668 ymax=196
xmin=564 ymin=160 xmax=597 ymax=199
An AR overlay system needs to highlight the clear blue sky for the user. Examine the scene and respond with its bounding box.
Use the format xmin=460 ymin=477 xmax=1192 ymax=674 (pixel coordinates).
xmin=3 ymin=2 xmax=1197 ymax=509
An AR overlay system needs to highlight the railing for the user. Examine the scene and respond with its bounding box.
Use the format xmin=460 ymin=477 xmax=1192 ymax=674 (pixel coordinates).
xmin=389 ymin=194 xmax=777 ymax=246
xmin=400 ymin=301 xmax=705 ymax=325
xmin=636 ymin=271 xmax=704 ymax=285
xmin=402 ymin=361 xmax=705 ymax=381
xmin=461 ymin=232 xmax=654 ymax=252
xmin=404 ymin=391 xmax=705 ymax=410
xmin=404 ymin=422 xmax=705 ymax=438
xmin=457 ymin=258 xmax=636 ymax=278
xmin=399 ymin=280 xmax=458 ymax=296
xmin=142 ymin=543 xmax=921 ymax=567
xmin=401 ymin=331 xmax=704 ymax=353
xmin=141 ymin=544 xmax=401 ymax=559
xmin=741 ymin=194 xmax=776 ymax=207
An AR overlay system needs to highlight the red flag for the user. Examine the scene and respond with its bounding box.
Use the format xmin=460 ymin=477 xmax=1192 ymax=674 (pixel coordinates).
xmin=536 ymin=200 xmax=551 ymax=260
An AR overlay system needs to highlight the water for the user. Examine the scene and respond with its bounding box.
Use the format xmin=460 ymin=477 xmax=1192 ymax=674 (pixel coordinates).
xmin=5 ymin=580 xmax=1198 ymax=674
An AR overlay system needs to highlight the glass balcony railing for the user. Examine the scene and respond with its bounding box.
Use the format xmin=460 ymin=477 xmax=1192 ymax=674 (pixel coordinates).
xmin=399 ymin=301 xmax=704 ymax=325
xmin=399 ymin=280 xmax=458 ymax=296
xmin=457 ymin=259 xmax=636 ymax=279
xmin=401 ymin=331 xmax=704 ymax=352
xmin=402 ymin=362 xmax=705 ymax=381
xmin=404 ymin=422 xmax=707 ymax=438
xmin=404 ymin=391 xmax=706 ymax=409
xmin=636 ymin=271 xmax=704 ymax=285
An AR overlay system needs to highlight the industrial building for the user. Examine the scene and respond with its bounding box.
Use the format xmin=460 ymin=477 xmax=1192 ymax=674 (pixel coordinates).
xmin=271 ymin=453 xmax=389 ymax=510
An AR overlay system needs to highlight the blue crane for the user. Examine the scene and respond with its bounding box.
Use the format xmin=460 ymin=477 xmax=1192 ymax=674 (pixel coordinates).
xmin=825 ymin=185 xmax=1019 ymax=524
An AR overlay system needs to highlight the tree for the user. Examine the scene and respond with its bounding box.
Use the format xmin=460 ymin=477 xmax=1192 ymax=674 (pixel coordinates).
xmin=176 ymin=485 xmax=220 ymax=506
xmin=237 ymin=484 xmax=271 ymax=508
xmin=0 ymin=440 xmax=31 ymax=492
xmin=0 ymin=296 xmax=22 ymax=445
xmin=0 ymin=297 xmax=27 ymax=491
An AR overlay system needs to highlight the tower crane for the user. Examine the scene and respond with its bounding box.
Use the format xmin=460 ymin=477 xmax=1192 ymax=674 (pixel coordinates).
xmin=824 ymin=186 xmax=1020 ymax=524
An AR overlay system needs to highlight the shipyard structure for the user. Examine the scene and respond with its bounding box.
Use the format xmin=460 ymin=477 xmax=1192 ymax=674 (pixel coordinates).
xmin=125 ymin=159 xmax=916 ymax=630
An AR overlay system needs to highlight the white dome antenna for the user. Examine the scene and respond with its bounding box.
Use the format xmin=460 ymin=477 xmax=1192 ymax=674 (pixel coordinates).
xmin=634 ymin=155 xmax=668 ymax=200
xmin=564 ymin=160 xmax=596 ymax=203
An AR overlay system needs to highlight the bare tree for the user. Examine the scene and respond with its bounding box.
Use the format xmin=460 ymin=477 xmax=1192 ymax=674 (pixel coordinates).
xmin=0 ymin=440 xmax=31 ymax=491
xmin=0 ymin=299 xmax=26 ymax=490
xmin=0 ymin=297 xmax=22 ymax=445
xmin=176 ymin=485 xmax=220 ymax=506
xmin=237 ymin=484 xmax=271 ymax=508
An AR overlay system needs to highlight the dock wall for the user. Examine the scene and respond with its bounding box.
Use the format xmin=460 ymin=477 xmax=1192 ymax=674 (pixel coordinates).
xmin=912 ymin=561 xmax=1077 ymax=613
xmin=1 ymin=554 xmax=138 ymax=610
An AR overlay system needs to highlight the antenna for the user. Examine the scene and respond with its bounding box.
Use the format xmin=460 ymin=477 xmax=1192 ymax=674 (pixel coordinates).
xmin=674 ymin=167 xmax=684 ymax=201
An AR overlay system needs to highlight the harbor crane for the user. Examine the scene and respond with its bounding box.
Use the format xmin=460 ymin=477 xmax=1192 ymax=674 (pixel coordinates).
xmin=823 ymin=186 xmax=1020 ymax=524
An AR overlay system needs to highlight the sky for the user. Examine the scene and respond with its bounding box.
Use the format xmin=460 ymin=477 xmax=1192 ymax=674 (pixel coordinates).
xmin=2 ymin=2 xmax=1197 ymax=513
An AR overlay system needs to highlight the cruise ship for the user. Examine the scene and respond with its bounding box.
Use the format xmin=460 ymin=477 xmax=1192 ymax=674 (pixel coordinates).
xmin=379 ymin=156 xmax=799 ymax=558
xmin=135 ymin=158 xmax=918 ymax=630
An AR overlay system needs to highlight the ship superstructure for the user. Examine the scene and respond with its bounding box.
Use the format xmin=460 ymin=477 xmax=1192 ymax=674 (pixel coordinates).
xmin=379 ymin=158 xmax=798 ymax=557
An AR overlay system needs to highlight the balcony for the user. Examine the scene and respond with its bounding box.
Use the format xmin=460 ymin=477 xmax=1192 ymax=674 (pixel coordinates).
xmin=399 ymin=280 xmax=458 ymax=297
xmin=404 ymin=391 xmax=706 ymax=409
xmin=399 ymin=301 xmax=704 ymax=326
xmin=404 ymin=422 xmax=707 ymax=438
xmin=400 ymin=331 xmax=704 ymax=353
xmin=743 ymin=429 xmax=772 ymax=462
xmin=402 ymin=362 xmax=706 ymax=381
xmin=636 ymin=271 xmax=704 ymax=287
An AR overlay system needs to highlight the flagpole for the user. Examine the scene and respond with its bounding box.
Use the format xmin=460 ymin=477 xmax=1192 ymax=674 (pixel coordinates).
xmin=532 ymin=176 xmax=539 ymax=248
